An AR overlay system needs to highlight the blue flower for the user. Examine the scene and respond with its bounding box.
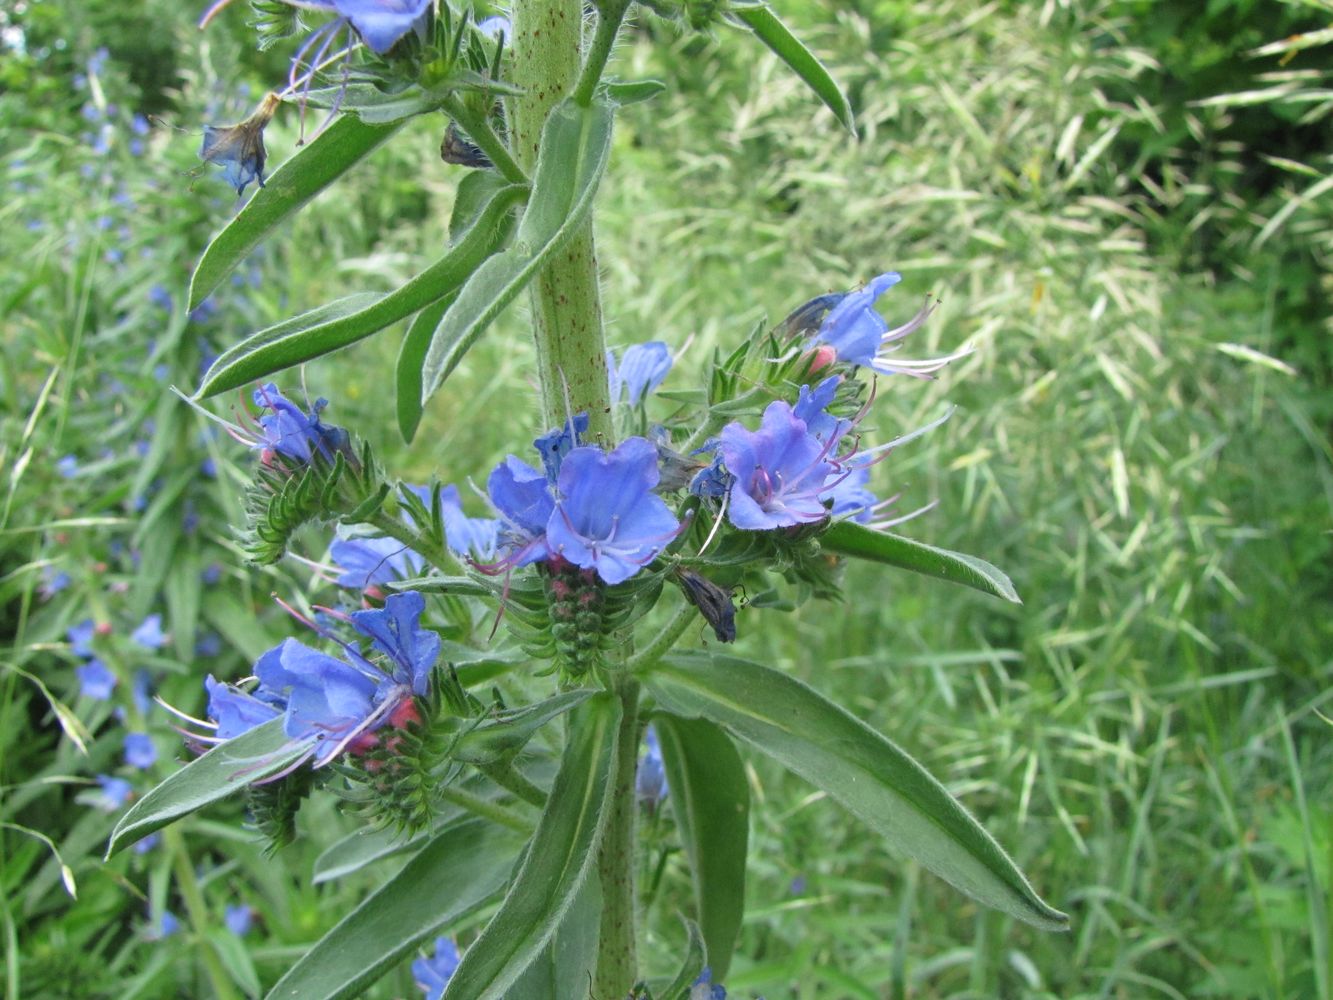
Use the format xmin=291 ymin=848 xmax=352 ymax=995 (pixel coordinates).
xmin=124 ymin=733 xmax=158 ymax=770
xmin=195 ymin=632 xmax=223 ymax=658
xmin=94 ymin=774 xmax=134 ymax=810
xmin=808 ymin=272 xmax=968 ymax=378
xmin=718 ymin=401 xmax=837 ymax=530
xmin=608 ymin=341 xmax=672 ymax=405
xmin=40 ymin=566 xmax=71 ymax=598
xmin=57 ymin=455 xmax=79 ymax=479
xmin=330 ymin=533 xmax=425 ymax=591
xmin=487 ymin=456 xmax=555 ymax=567
xmin=439 ymin=484 xmax=499 ymax=560
xmin=147 ymin=907 xmax=179 ymax=939
xmin=821 ymin=464 xmax=876 ymax=523
xmin=690 ymin=967 xmax=727 ymax=1000
xmin=77 ymin=659 xmax=117 ymax=700
xmin=251 ymin=591 xmax=436 ymax=764
xmin=199 ymin=92 xmax=279 ymax=196
xmin=333 ymin=0 xmax=431 ymax=54
xmin=132 ymin=669 xmax=154 ymax=714
xmin=636 ymin=725 xmax=668 ymax=809
xmin=534 ymin=413 xmax=589 ymax=483
xmin=68 ymin=619 xmax=97 ymax=657
xmin=205 ymin=674 xmax=283 ymax=740
xmin=792 ymin=375 xmax=851 ymax=446
xmin=225 ymin=904 xmax=254 ymax=936
xmin=133 ymin=832 xmax=162 ymax=854
xmin=252 ymin=383 xmax=349 ymax=463
xmin=412 ymin=937 xmax=460 ymax=1000
xmin=131 ymin=613 xmax=167 ymax=650
xmin=546 ymin=438 xmax=682 ymax=585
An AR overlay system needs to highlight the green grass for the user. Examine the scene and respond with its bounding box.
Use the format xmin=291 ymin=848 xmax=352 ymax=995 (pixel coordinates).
xmin=2 ymin=0 xmax=1330 ymax=997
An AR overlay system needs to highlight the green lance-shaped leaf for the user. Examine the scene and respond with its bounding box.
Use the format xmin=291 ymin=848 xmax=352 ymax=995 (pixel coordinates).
xmin=643 ymin=652 xmax=1069 ymax=932
xmin=106 ymin=718 xmax=304 ymax=857
xmin=730 ymin=5 xmax=855 ymax=133
xmin=442 ymin=694 xmax=621 ymax=1000
xmin=653 ymin=714 xmax=749 ymax=979
xmin=196 ymin=185 xmax=526 ymax=398
xmin=821 ymin=521 xmax=1022 ymax=604
xmin=397 ymin=293 xmax=454 ymax=442
xmin=190 ymin=116 xmax=404 ymax=309
xmin=421 ymin=98 xmax=615 ymax=405
xmin=266 ymin=817 xmax=527 ymax=1000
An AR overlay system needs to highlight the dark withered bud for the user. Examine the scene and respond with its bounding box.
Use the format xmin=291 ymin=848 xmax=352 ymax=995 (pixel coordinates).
xmin=676 ymin=568 xmax=737 ymax=643
xmin=440 ymin=121 xmax=493 ymax=168
xmin=200 ymin=91 xmax=280 ymax=196
xmin=774 ymin=291 xmax=846 ymax=342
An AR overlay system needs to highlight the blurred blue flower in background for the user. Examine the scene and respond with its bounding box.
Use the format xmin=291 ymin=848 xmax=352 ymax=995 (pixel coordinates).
xmin=77 ymin=659 xmax=117 ymax=700
xmin=636 ymin=724 xmax=668 ymax=810
xmin=412 ymin=937 xmax=460 ymax=1000
xmin=123 ymin=733 xmax=157 ymax=769
xmin=131 ymin=613 xmax=167 ymax=650
xmin=225 ymin=904 xmax=254 ymax=936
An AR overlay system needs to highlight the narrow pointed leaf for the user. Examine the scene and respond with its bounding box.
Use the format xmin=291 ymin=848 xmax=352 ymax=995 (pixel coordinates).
xmin=397 ymin=293 xmax=455 ymax=442
xmin=506 ymin=872 xmax=602 ymax=1000
xmin=730 ymin=6 xmax=854 ymax=133
xmin=266 ymin=817 xmax=526 ymax=1000
xmin=821 ymin=521 xmax=1021 ymax=603
xmin=653 ymin=714 xmax=749 ymax=979
xmin=656 ymin=920 xmax=707 ymax=1000
xmin=196 ymin=185 xmax=525 ymax=397
xmin=604 ymin=78 xmax=667 ymax=106
xmin=643 ymin=652 xmax=1069 ymax=931
xmin=190 ymin=116 xmax=403 ymax=309
xmin=421 ymin=99 xmax=614 ymax=404
xmin=106 ymin=719 xmax=304 ymax=857
xmin=442 ymin=694 xmax=621 ymax=999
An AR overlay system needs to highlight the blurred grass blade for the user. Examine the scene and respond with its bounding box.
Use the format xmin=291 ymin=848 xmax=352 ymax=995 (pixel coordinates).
xmin=189 ymin=117 xmax=403 ymax=309
xmin=730 ymin=6 xmax=854 ymax=132
xmin=266 ymin=817 xmax=526 ymax=1000
xmin=442 ymin=694 xmax=620 ymax=1000
xmin=397 ymin=294 xmax=454 ymax=443
xmin=644 ymin=652 xmax=1069 ymax=931
xmin=107 ymin=719 xmax=304 ymax=857
xmin=196 ymin=186 xmax=525 ymax=398
xmin=821 ymin=521 xmax=1021 ymax=603
xmin=421 ymin=99 xmax=614 ymax=405
xmin=653 ymin=714 xmax=749 ymax=978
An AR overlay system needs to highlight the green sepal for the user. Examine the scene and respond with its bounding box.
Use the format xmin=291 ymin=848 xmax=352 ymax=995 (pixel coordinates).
xmin=642 ymin=651 xmax=1069 ymax=932
xmin=106 ymin=719 xmax=306 ymax=857
xmin=421 ymin=98 xmax=615 ymax=404
xmin=196 ymin=185 xmax=525 ymax=398
xmin=729 ymin=5 xmax=855 ymax=133
xmin=820 ymin=520 xmax=1022 ymax=603
xmin=653 ymin=714 xmax=749 ymax=979
xmin=190 ymin=116 xmax=403 ymax=309
xmin=442 ymin=694 xmax=621 ymax=999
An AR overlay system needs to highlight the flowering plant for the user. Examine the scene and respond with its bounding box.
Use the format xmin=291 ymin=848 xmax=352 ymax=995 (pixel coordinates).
xmin=109 ymin=1 xmax=1067 ymax=997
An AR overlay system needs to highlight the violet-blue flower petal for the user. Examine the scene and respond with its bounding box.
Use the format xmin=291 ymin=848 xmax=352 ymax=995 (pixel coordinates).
xmin=349 ymin=591 xmax=439 ymax=695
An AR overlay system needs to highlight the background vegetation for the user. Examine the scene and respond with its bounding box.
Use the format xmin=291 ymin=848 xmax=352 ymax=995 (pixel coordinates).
xmin=1 ymin=0 xmax=1329 ymax=996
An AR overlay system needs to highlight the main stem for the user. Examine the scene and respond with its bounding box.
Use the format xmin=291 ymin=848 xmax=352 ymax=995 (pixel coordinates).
xmin=510 ymin=2 xmax=635 ymax=993
xmin=510 ymin=0 xmax=613 ymax=444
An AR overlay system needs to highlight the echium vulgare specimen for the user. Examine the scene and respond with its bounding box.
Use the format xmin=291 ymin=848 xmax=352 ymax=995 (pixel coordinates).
xmin=115 ymin=4 xmax=1068 ymax=999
